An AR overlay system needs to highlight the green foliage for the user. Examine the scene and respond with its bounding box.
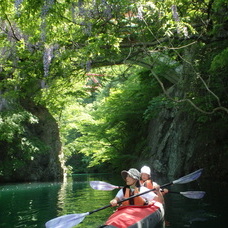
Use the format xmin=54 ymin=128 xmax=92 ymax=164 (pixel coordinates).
xmin=67 ymin=66 xmax=163 ymax=170
xmin=0 ymin=110 xmax=38 ymax=142
xmin=210 ymin=48 xmax=228 ymax=71
xmin=0 ymin=109 xmax=48 ymax=179
xmin=143 ymin=95 xmax=175 ymax=121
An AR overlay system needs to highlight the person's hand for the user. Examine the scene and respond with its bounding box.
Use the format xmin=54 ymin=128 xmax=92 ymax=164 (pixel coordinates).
xmin=154 ymin=185 xmax=160 ymax=194
xmin=163 ymin=188 xmax=169 ymax=194
xmin=110 ymin=199 xmax=118 ymax=207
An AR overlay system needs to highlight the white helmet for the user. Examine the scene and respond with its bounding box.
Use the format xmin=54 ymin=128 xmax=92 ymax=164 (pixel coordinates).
xmin=140 ymin=166 xmax=151 ymax=175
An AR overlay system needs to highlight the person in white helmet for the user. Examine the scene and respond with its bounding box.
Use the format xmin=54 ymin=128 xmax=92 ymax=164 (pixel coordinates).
xmin=140 ymin=166 xmax=168 ymax=195
xmin=110 ymin=168 xmax=164 ymax=207
xmin=140 ymin=166 xmax=156 ymax=188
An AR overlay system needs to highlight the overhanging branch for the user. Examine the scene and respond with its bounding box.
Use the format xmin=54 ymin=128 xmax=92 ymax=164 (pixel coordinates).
xmin=151 ymin=70 xmax=228 ymax=115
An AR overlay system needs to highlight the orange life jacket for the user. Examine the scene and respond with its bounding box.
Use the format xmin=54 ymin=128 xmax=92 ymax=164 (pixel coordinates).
xmin=140 ymin=180 xmax=154 ymax=189
xmin=122 ymin=187 xmax=146 ymax=206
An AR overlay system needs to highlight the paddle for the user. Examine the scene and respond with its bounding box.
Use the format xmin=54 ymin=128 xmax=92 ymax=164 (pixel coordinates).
xmin=90 ymin=180 xmax=123 ymax=190
xmin=45 ymin=168 xmax=203 ymax=228
xmin=167 ymin=190 xmax=205 ymax=199
xmin=90 ymin=181 xmax=205 ymax=199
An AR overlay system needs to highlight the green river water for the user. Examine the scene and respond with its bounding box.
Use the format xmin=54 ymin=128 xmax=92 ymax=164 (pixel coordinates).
xmin=0 ymin=173 xmax=227 ymax=228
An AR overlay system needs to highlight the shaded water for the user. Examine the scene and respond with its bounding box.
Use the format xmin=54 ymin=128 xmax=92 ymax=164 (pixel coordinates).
xmin=164 ymin=179 xmax=227 ymax=228
xmin=0 ymin=173 xmax=227 ymax=228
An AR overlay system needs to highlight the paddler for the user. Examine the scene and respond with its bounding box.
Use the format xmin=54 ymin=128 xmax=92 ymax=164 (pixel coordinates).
xmin=140 ymin=165 xmax=157 ymax=189
xmin=110 ymin=168 xmax=164 ymax=206
xmin=140 ymin=165 xmax=169 ymax=195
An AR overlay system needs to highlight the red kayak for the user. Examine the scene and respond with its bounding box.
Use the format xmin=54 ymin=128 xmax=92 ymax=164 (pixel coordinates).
xmin=101 ymin=202 xmax=165 ymax=228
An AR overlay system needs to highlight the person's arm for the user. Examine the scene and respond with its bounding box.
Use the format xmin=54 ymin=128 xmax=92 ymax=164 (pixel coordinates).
xmin=162 ymin=188 xmax=169 ymax=195
xmin=140 ymin=186 xmax=157 ymax=201
xmin=110 ymin=197 xmax=120 ymax=206
xmin=110 ymin=189 xmax=123 ymax=206
xmin=153 ymin=185 xmax=164 ymax=204
xmin=153 ymin=182 xmax=168 ymax=196
xmin=153 ymin=181 xmax=158 ymax=187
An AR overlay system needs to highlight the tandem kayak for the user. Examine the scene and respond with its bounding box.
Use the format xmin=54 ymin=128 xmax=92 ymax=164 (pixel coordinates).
xmin=100 ymin=202 xmax=165 ymax=228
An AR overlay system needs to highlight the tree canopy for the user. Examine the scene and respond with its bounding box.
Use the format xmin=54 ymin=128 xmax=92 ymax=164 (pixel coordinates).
xmin=0 ymin=0 xmax=228 ymax=177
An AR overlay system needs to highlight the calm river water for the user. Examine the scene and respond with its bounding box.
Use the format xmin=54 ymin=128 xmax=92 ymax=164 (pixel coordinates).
xmin=0 ymin=173 xmax=227 ymax=228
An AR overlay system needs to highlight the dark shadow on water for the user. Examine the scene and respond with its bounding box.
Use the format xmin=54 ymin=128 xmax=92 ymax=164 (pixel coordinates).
xmin=163 ymin=178 xmax=227 ymax=228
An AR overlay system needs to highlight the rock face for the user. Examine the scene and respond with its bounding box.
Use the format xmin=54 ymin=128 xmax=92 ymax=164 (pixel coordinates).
xmin=140 ymin=105 xmax=228 ymax=181
xmin=137 ymin=45 xmax=228 ymax=181
xmin=0 ymin=97 xmax=65 ymax=182
xmin=145 ymin=107 xmax=197 ymax=176
xmin=19 ymin=99 xmax=65 ymax=181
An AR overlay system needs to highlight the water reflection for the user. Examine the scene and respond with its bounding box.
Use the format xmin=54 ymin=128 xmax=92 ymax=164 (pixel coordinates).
xmin=0 ymin=174 xmax=227 ymax=228
xmin=0 ymin=182 xmax=60 ymax=228
xmin=0 ymin=175 xmax=116 ymax=228
xmin=55 ymin=174 xmax=116 ymax=228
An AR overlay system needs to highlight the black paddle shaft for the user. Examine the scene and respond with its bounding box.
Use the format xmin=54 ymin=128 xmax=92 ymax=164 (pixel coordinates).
xmin=89 ymin=168 xmax=203 ymax=215
xmin=89 ymin=181 xmax=173 ymax=215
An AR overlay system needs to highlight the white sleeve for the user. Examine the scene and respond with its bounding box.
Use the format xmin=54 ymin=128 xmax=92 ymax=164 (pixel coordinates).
xmin=140 ymin=186 xmax=157 ymax=201
xmin=115 ymin=189 xmax=124 ymax=200
xmin=153 ymin=182 xmax=158 ymax=187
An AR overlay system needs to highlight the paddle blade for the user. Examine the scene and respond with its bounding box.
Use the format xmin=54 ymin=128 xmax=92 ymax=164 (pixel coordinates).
xmin=90 ymin=181 xmax=119 ymax=191
xmin=173 ymin=168 xmax=203 ymax=184
xmin=180 ymin=191 xmax=206 ymax=199
xmin=45 ymin=212 xmax=89 ymax=228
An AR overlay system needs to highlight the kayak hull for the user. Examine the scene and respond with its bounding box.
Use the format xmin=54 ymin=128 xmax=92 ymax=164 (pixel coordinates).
xmin=101 ymin=202 xmax=165 ymax=228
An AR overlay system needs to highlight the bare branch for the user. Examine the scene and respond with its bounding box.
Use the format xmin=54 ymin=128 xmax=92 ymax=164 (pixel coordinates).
xmin=151 ymin=70 xmax=228 ymax=115
xmin=4 ymin=14 xmax=20 ymax=41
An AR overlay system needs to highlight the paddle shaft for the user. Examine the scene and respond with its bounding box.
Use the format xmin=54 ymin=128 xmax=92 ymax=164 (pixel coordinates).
xmin=90 ymin=168 xmax=203 ymax=213
xmin=164 ymin=191 xmax=178 ymax=194
xmin=45 ymin=169 xmax=203 ymax=228
xmin=89 ymin=204 xmax=112 ymax=215
xmin=90 ymin=181 xmax=204 ymax=199
xmin=117 ymin=182 xmax=173 ymax=203
xmin=89 ymin=181 xmax=173 ymax=215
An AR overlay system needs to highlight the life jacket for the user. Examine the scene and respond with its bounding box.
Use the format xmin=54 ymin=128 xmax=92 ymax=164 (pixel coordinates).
xmin=140 ymin=180 xmax=154 ymax=189
xmin=122 ymin=186 xmax=147 ymax=206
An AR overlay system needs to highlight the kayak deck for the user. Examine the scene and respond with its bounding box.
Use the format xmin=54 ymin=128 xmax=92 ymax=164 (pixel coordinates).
xmin=101 ymin=202 xmax=165 ymax=228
